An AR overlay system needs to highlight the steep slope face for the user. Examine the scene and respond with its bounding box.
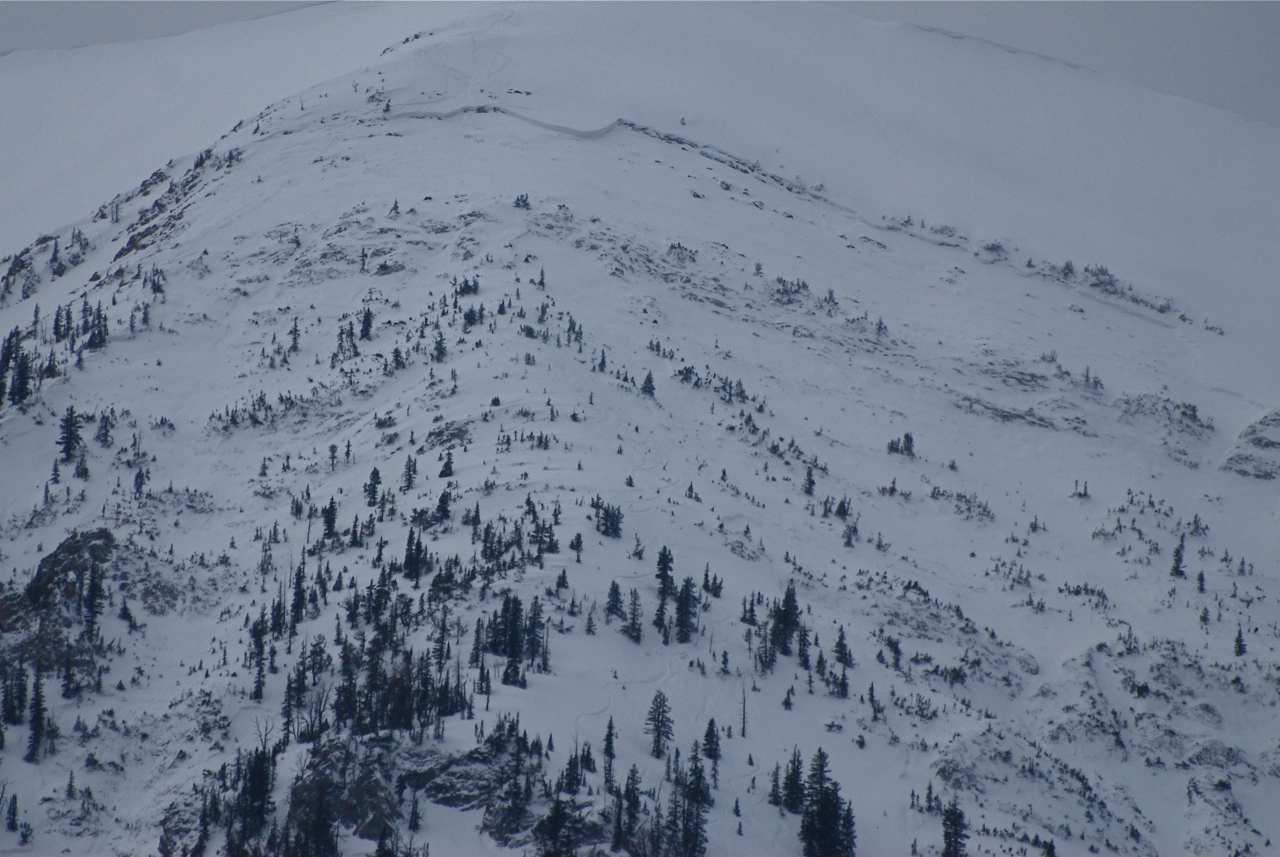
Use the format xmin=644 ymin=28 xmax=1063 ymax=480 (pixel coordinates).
xmin=6 ymin=3 xmax=1279 ymax=400
xmin=0 ymin=7 xmax=1278 ymax=857
xmin=0 ymin=1 xmax=470 ymax=255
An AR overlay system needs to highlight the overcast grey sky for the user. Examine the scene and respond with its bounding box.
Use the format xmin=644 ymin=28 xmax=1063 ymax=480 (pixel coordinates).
xmin=844 ymin=1 xmax=1280 ymax=128
xmin=1 ymin=2 xmax=1278 ymax=128
xmin=0 ymin=1 xmax=321 ymax=52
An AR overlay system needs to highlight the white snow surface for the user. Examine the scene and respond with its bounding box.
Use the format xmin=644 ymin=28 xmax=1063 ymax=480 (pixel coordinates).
xmin=0 ymin=1 xmax=460 ymax=261
xmin=1 ymin=5 xmax=1279 ymax=857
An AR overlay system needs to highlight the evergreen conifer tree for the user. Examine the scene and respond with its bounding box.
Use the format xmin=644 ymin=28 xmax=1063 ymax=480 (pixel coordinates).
xmin=941 ymin=797 xmax=968 ymax=857
xmin=605 ymin=581 xmax=624 ymax=622
xmin=623 ymin=765 xmax=642 ymax=838
xmin=1171 ymin=534 xmax=1186 ymax=578
xmin=645 ymin=691 xmax=674 ymax=758
xmin=24 ymin=671 xmax=44 ymax=763
xmin=783 ymin=747 xmax=805 ymax=813
xmin=8 ymin=348 xmax=32 ymax=404
xmin=401 ymin=455 xmax=417 ymax=492
xmin=833 ymin=626 xmax=853 ymax=667
xmin=682 ymin=749 xmax=711 ymax=856
xmin=623 ymin=590 xmax=643 ymax=643
xmin=603 ymin=716 xmax=616 ymax=791
xmin=703 ymin=719 xmax=721 ymax=788
xmin=58 ymin=406 xmax=82 ymax=461
xmin=656 ymin=546 xmax=676 ymax=601
xmin=771 ymin=582 xmax=802 ymax=655
xmin=799 ymin=748 xmax=855 ymax=857
xmin=768 ymin=764 xmax=782 ymax=807
xmin=675 ymin=577 xmax=699 ymax=643
xmin=322 ymin=498 xmax=338 ymax=539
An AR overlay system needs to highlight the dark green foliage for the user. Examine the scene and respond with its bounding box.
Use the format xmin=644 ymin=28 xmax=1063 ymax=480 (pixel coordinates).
xmin=656 ymin=546 xmax=675 ymax=599
xmin=282 ymin=760 xmax=341 ymax=857
xmin=677 ymin=750 xmax=711 ymax=857
xmin=1171 ymin=534 xmax=1186 ymax=578
xmin=646 ymin=691 xmax=673 ymax=758
xmin=24 ymin=671 xmax=45 ymax=763
xmin=941 ymin=797 xmax=968 ymax=857
xmin=232 ymin=746 xmax=277 ymax=841
xmin=783 ymin=747 xmax=805 ymax=813
xmin=592 ymin=496 xmax=623 ymax=538
xmin=0 ymin=326 xmax=21 ymax=390
xmin=533 ymin=795 xmax=590 ymax=857
xmin=84 ymin=302 xmax=109 ymax=350
xmin=2 ymin=661 xmax=27 ymax=725
xmin=640 ymin=371 xmax=655 ymax=397
xmin=832 ymin=626 xmax=853 ymax=668
xmin=603 ymin=717 xmax=616 ymax=790
xmin=58 ymin=406 xmax=82 ymax=461
xmin=605 ymin=581 xmax=624 ymax=622
xmin=400 ymin=455 xmax=417 ymax=493
xmin=799 ymin=748 xmax=855 ymax=857
xmin=674 ymin=577 xmax=698 ymax=644
xmin=623 ymin=590 xmax=643 ymax=643
xmin=1235 ymin=626 xmax=1247 ymax=657
xmin=359 ymin=307 xmax=373 ymax=341
xmin=771 ymin=582 xmax=802 ymax=656
xmin=767 ymin=764 xmax=782 ymax=807
xmin=7 ymin=345 xmax=32 ymax=405
xmin=702 ymin=720 xmax=720 ymax=761
xmin=322 ymin=499 xmax=338 ymax=539
xmin=886 ymin=432 xmax=914 ymax=457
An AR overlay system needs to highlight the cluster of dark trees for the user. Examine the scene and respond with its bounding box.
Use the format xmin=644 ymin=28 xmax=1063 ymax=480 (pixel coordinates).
xmin=605 ymin=581 xmax=646 ymax=644
xmin=886 ymin=432 xmax=914 ymax=457
xmin=470 ymin=591 xmax=552 ymax=688
xmin=651 ymin=547 xmax=699 ymax=645
xmin=0 ymin=303 xmax=107 ymax=405
xmin=3 ymin=294 xmax=108 ymax=404
xmin=591 ymin=495 xmax=624 ymax=538
xmin=768 ymin=747 xmax=857 ymax=856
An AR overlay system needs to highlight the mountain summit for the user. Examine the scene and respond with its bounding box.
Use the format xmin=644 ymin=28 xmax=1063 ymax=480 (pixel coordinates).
xmin=1 ymin=6 xmax=1278 ymax=856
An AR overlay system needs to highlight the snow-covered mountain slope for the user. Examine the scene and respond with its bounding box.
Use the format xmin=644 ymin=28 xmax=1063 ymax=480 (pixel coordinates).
xmin=0 ymin=1 xmax=466 ymax=257
xmin=1 ymin=6 xmax=1279 ymax=857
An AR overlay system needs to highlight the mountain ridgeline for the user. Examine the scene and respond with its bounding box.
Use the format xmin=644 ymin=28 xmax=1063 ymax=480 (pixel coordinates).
xmin=0 ymin=17 xmax=1276 ymax=857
